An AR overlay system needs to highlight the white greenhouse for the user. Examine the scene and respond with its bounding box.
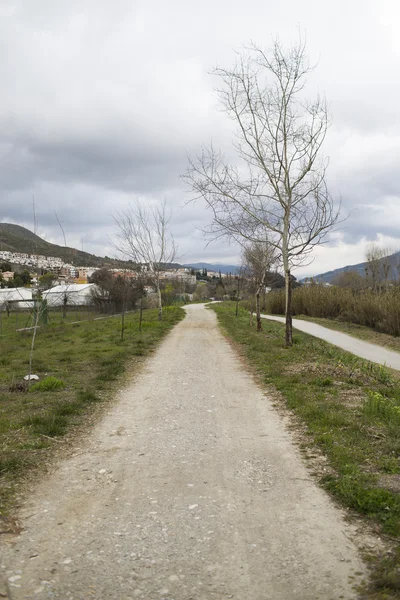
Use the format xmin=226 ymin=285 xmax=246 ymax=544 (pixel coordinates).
xmin=42 ymin=283 xmax=97 ymax=307
xmin=0 ymin=287 xmax=33 ymax=310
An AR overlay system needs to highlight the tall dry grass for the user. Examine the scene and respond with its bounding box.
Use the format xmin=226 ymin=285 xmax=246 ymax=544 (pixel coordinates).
xmin=265 ymin=285 xmax=400 ymax=336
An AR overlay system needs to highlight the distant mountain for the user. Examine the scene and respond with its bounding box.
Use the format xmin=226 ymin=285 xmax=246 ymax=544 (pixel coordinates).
xmin=305 ymin=251 xmax=400 ymax=284
xmin=184 ymin=262 xmax=240 ymax=275
xmin=0 ymin=223 xmax=135 ymax=269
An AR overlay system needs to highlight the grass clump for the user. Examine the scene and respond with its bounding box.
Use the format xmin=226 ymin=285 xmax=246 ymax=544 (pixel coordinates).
xmin=30 ymin=376 xmax=65 ymax=392
xmin=364 ymin=391 xmax=400 ymax=428
xmin=26 ymin=413 xmax=68 ymax=437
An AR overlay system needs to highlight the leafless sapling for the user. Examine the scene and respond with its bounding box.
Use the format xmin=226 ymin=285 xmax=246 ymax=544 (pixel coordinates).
xmin=113 ymin=199 xmax=177 ymax=321
xmin=243 ymin=240 xmax=277 ymax=331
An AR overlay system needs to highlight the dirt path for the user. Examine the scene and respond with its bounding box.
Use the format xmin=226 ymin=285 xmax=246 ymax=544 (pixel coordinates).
xmin=262 ymin=314 xmax=400 ymax=370
xmin=2 ymin=305 xmax=366 ymax=599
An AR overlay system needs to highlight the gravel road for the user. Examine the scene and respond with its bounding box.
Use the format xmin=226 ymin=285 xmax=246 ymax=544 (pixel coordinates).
xmin=2 ymin=304 xmax=366 ymax=599
xmin=262 ymin=314 xmax=400 ymax=370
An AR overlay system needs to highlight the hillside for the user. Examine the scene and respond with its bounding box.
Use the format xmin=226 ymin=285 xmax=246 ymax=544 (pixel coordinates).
xmin=307 ymin=251 xmax=400 ymax=284
xmin=0 ymin=223 xmax=241 ymax=273
xmin=0 ymin=223 xmax=135 ymax=268
xmin=184 ymin=262 xmax=240 ymax=274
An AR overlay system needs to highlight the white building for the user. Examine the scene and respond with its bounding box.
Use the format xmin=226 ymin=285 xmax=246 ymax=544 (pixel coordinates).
xmin=0 ymin=287 xmax=33 ymax=310
xmin=42 ymin=283 xmax=97 ymax=307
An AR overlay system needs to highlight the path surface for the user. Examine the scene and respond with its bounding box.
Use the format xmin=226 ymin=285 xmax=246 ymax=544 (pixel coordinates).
xmin=2 ymin=305 xmax=366 ymax=600
xmin=262 ymin=314 xmax=400 ymax=370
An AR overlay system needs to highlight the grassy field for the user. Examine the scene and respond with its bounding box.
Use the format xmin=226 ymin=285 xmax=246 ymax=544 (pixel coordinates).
xmin=211 ymin=302 xmax=400 ymax=598
xmin=0 ymin=306 xmax=185 ymax=521
xmin=0 ymin=307 xmax=119 ymax=336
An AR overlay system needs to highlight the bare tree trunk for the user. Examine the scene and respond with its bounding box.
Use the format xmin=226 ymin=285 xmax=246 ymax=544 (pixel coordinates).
xmin=157 ymin=284 xmax=163 ymax=321
xmin=28 ymin=301 xmax=41 ymax=390
xmin=63 ymin=295 xmax=67 ymax=319
xmin=284 ymin=268 xmax=293 ymax=346
xmin=249 ymin=299 xmax=254 ymax=326
xmin=120 ymin=300 xmax=125 ymax=341
xmin=139 ymin=296 xmax=143 ymax=332
xmin=256 ymin=286 xmax=262 ymax=332
xmin=235 ymin=275 xmax=241 ymax=317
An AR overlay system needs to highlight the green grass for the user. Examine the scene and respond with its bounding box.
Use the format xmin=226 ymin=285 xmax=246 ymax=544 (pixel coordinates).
xmin=211 ymin=302 xmax=400 ymax=598
xmin=0 ymin=308 xmax=121 ymax=337
xmin=0 ymin=306 xmax=184 ymax=516
xmin=30 ymin=376 xmax=65 ymax=392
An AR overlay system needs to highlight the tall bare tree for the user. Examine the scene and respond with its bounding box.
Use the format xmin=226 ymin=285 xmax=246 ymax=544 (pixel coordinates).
xmin=243 ymin=240 xmax=277 ymax=332
xmin=185 ymin=38 xmax=339 ymax=345
xmin=113 ymin=200 xmax=177 ymax=320
xmin=365 ymin=243 xmax=393 ymax=292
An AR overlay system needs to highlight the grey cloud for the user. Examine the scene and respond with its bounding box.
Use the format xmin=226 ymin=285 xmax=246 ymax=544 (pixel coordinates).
xmin=0 ymin=0 xmax=400 ymax=270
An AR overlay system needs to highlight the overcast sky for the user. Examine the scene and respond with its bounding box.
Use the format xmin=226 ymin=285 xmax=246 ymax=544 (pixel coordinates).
xmin=0 ymin=0 xmax=399 ymax=277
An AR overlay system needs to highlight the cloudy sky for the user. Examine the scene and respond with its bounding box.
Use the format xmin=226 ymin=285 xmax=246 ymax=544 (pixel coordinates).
xmin=0 ymin=0 xmax=399 ymax=277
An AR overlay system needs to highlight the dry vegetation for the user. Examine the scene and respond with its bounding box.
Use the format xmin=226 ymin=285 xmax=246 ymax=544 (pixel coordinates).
xmin=266 ymin=285 xmax=400 ymax=337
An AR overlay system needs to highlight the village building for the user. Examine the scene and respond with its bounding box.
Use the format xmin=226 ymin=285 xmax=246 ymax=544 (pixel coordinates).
xmin=1 ymin=271 xmax=14 ymax=281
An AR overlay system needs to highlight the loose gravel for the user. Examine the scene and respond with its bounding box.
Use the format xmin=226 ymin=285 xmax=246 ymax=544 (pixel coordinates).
xmin=2 ymin=305 xmax=366 ymax=599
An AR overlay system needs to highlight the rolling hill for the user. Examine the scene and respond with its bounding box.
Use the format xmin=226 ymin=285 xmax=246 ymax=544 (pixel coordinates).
xmin=306 ymin=251 xmax=400 ymax=284
xmin=0 ymin=223 xmax=239 ymax=274
xmin=0 ymin=223 xmax=134 ymax=268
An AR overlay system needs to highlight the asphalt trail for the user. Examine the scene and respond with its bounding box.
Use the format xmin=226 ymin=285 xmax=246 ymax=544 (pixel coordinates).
xmin=262 ymin=314 xmax=400 ymax=370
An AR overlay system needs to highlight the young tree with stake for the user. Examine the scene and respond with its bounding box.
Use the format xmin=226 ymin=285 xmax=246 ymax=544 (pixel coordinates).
xmin=185 ymin=38 xmax=339 ymax=345
xmin=243 ymin=240 xmax=277 ymax=332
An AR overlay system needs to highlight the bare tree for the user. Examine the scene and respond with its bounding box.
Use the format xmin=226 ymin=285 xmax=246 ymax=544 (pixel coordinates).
xmin=332 ymin=270 xmax=365 ymax=292
xmin=243 ymin=240 xmax=277 ymax=331
xmin=365 ymin=243 xmax=394 ymax=292
xmin=113 ymin=200 xmax=177 ymax=321
xmin=184 ymin=38 xmax=339 ymax=345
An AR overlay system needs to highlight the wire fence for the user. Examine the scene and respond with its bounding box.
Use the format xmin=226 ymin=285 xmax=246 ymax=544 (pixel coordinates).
xmin=0 ymin=302 xmax=131 ymax=336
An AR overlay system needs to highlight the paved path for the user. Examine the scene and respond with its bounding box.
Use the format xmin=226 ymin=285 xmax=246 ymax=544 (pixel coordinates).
xmin=262 ymin=314 xmax=400 ymax=370
xmin=2 ymin=305 xmax=365 ymax=599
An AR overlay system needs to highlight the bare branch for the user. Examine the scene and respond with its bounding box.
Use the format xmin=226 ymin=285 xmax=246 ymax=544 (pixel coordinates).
xmin=54 ymin=211 xmax=67 ymax=247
